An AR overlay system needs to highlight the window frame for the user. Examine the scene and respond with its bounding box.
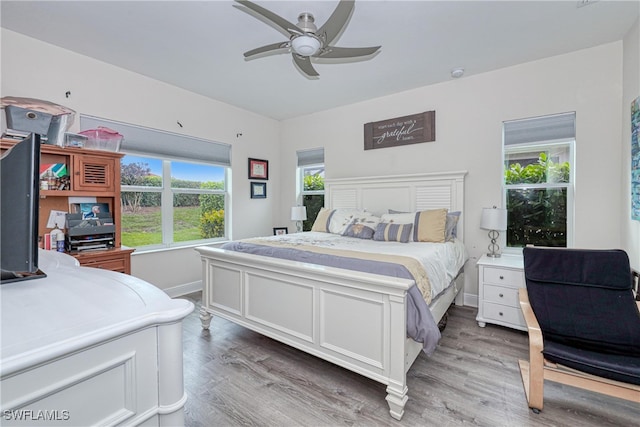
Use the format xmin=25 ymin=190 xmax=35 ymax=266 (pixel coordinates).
xmin=502 ymin=137 xmax=575 ymax=252
xmin=120 ymin=154 xmax=229 ymax=251
xmin=298 ymin=162 xmax=325 ymax=231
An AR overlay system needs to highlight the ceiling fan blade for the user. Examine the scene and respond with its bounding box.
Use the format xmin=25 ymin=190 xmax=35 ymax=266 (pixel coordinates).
xmin=317 ymin=0 xmax=355 ymax=45
xmin=244 ymin=42 xmax=290 ymax=59
xmin=318 ymin=46 xmax=380 ymax=59
xmin=293 ymin=54 xmax=319 ymax=78
xmin=235 ymin=0 xmax=303 ymax=37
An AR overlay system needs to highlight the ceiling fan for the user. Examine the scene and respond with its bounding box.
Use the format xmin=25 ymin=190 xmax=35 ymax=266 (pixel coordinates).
xmin=235 ymin=0 xmax=381 ymax=78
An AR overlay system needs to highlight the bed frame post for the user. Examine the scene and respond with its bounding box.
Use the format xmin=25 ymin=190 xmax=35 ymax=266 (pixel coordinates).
xmin=199 ymin=257 xmax=213 ymax=330
xmin=385 ymin=293 xmax=408 ymax=420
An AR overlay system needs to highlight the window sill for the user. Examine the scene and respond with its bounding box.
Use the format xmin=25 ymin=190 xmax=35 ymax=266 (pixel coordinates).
xmin=129 ymin=240 xmax=230 ymax=256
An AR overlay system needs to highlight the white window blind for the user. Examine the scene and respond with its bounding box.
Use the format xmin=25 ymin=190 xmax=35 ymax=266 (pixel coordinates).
xmin=297 ymin=148 xmax=324 ymax=166
xmin=80 ymin=115 xmax=231 ymax=166
xmin=503 ymin=112 xmax=575 ymax=147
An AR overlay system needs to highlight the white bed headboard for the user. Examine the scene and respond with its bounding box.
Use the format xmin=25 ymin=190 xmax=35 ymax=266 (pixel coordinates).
xmin=325 ymin=171 xmax=467 ymax=240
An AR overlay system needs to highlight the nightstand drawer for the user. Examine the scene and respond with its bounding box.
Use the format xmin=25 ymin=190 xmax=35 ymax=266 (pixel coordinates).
xmin=80 ymin=257 xmax=126 ymax=272
xmin=482 ymin=301 xmax=525 ymax=326
xmin=483 ymin=267 xmax=524 ymax=287
xmin=483 ymin=284 xmax=520 ymax=307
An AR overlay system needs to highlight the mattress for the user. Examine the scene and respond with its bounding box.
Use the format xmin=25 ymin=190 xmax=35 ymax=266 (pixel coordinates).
xmin=223 ymin=231 xmax=467 ymax=301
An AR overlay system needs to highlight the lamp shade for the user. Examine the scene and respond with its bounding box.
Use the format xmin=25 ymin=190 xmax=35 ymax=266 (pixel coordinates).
xmin=291 ymin=206 xmax=307 ymax=221
xmin=480 ymin=207 xmax=507 ymax=231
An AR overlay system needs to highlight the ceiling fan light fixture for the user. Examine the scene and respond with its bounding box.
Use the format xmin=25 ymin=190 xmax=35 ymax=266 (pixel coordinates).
xmin=291 ymin=35 xmax=321 ymax=57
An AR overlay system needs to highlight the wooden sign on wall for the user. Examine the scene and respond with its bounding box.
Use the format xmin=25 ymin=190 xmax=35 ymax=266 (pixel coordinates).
xmin=364 ymin=111 xmax=435 ymax=150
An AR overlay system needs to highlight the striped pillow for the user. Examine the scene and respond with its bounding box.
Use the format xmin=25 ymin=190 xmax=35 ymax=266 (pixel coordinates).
xmin=311 ymin=208 xmax=335 ymax=232
xmin=373 ymin=222 xmax=413 ymax=243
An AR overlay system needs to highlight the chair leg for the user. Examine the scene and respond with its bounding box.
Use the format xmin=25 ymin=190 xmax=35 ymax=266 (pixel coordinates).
xmin=519 ymin=350 xmax=545 ymax=411
xmin=528 ymin=345 xmax=545 ymax=411
xmin=518 ymin=288 xmax=545 ymax=411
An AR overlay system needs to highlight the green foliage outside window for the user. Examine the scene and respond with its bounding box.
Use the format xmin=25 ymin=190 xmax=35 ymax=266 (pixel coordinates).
xmin=302 ymin=173 xmax=325 ymax=231
xmin=200 ymin=209 xmax=225 ymax=238
xmin=505 ymin=153 xmax=570 ymax=247
xmin=199 ymin=181 xmax=225 ymax=238
xmin=303 ymin=174 xmax=324 ymax=191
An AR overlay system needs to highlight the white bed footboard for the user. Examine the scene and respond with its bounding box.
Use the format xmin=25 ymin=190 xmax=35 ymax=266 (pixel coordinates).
xmin=196 ymin=246 xmax=425 ymax=420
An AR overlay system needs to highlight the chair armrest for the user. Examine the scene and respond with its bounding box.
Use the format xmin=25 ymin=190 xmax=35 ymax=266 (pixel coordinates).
xmin=519 ymin=288 xmax=541 ymax=332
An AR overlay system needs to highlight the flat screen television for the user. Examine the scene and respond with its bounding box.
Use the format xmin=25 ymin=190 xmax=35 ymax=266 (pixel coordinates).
xmin=1 ymin=133 xmax=46 ymax=283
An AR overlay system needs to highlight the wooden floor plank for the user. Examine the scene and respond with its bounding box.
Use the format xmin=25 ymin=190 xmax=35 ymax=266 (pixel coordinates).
xmin=178 ymin=292 xmax=639 ymax=426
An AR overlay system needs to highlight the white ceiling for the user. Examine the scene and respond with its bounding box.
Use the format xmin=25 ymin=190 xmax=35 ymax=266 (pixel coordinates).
xmin=1 ymin=1 xmax=638 ymax=121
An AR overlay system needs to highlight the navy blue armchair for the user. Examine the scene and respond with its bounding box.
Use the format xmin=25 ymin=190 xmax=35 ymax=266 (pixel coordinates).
xmin=519 ymin=247 xmax=640 ymax=412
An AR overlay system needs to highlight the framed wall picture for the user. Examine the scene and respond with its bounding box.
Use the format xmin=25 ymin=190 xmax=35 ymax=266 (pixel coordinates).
xmin=248 ymin=158 xmax=269 ymax=180
xmin=250 ymin=182 xmax=267 ymax=199
xmin=273 ymin=227 xmax=288 ymax=235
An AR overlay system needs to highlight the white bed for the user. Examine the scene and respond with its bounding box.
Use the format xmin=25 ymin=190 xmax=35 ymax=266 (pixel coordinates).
xmin=195 ymin=171 xmax=467 ymax=420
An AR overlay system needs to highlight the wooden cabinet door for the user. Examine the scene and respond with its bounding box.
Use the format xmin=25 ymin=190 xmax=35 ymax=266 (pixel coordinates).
xmin=73 ymin=155 xmax=117 ymax=193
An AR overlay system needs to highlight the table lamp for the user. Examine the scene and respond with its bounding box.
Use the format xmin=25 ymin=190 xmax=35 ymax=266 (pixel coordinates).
xmin=480 ymin=206 xmax=507 ymax=257
xmin=291 ymin=206 xmax=307 ymax=233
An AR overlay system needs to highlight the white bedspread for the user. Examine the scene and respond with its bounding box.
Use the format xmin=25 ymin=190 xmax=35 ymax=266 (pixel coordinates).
xmin=247 ymin=232 xmax=468 ymax=300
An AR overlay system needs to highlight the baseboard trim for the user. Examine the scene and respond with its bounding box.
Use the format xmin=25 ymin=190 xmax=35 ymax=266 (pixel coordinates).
xmin=164 ymin=280 xmax=202 ymax=298
xmin=463 ymin=293 xmax=478 ymax=308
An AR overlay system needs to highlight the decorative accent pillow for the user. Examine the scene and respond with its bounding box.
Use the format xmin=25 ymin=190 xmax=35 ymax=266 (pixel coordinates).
xmin=380 ymin=212 xmax=417 ymax=241
xmin=413 ymin=209 xmax=448 ymax=243
xmin=311 ymin=208 xmax=334 ymax=232
xmin=342 ymin=222 xmax=375 ymax=239
xmin=328 ymin=209 xmax=375 ymax=235
xmin=445 ymin=211 xmax=461 ymax=241
xmin=373 ymin=222 xmax=413 ymax=243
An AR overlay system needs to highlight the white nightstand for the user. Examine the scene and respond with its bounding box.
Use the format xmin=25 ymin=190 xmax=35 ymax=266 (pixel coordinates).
xmin=476 ymin=253 xmax=526 ymax=331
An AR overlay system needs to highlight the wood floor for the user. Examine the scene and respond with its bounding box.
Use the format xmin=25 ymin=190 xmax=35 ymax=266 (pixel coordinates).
xmin=178 ymin=292 xmax=638 ymax=426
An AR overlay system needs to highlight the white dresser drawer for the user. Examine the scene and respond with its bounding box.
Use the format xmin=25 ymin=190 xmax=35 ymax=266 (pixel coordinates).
xmin=483 ymin=284 xmax=520 ymax=307
xmin=483 ymin=266 xmax=524 ymax=287
xmin=482 ymin=301 xmax=526 ymax=327
xmin=476 ymin=254 xmax=526 ymax=331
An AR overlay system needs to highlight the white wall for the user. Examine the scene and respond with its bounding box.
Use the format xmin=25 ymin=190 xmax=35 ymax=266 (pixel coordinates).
xmin=621 ymin=19 xmax=640 ymax=271
xmin=280 ymin=42 xmax=625 ymax=302
xmin=2 ymin=28 xmax=633 ymax=298
xmin=1 ymin=29 xmax=281 ymax=294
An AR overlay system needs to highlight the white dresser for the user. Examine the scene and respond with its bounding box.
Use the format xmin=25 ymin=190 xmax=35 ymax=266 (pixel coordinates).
xmin=476 ymin=253 xmax=526 ymax=331
xmin=1 ymin=251 xmax=194 ymax=426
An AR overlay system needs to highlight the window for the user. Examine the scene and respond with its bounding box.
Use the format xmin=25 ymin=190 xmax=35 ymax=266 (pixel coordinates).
xmin=80 ymin=115 xmax=230 ymax=249
xmin=503 ymin=113 xmax=575 ymax=248
xmin=297 ymin=148 xmax=325 ymax=231
xmin=121 ymin=156 xmax=226 ymax=247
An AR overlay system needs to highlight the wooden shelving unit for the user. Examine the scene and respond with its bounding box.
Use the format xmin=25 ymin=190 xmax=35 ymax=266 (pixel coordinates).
xmin=1 ymin=138 xmax=134 ymax=274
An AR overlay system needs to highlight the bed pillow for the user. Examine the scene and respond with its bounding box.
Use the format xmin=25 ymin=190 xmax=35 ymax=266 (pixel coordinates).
xmin=413 ymin=209 xmax=448 ymax=243
xmin=380 ymin=212 xmax=415 ymax=225
xmin=342 ymin=222 xmax=375 ymax=239
xmin=311 ymin=208 xmax=335 ymax=232
xmin=373 ymin=222 xmax=413 ymax=243
xmin=341 ymin=215 xmax=381 ymax=239
xmin=445 ymin=211 xmax=461 ymax=241
xmin=380 ymin=212 xmax=418 ymax=242
xmin=328 ymin=209 xmax=376 ymax=235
